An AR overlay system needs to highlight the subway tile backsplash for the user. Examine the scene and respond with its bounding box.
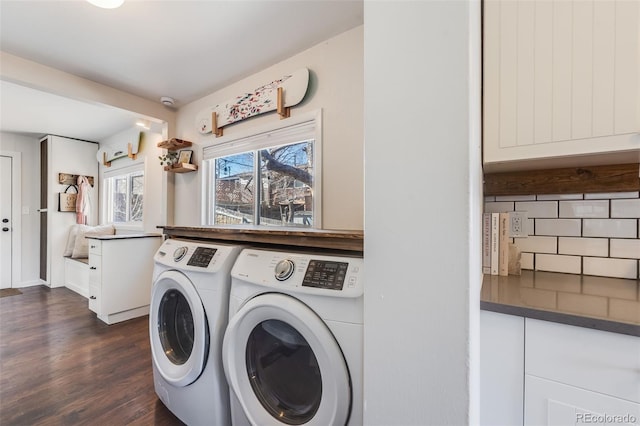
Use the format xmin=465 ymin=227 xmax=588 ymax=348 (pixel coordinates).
xmin=484 ymin=192 xmax=640 ymax=279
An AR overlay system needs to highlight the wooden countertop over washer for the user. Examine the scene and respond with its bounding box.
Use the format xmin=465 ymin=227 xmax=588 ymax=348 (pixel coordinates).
xmin=158 ymin=226 xmax=364 ymax=254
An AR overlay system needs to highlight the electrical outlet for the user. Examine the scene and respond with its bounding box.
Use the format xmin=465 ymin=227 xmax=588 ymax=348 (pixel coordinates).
xmin=510 ymin=211 xmax=528 ymax=238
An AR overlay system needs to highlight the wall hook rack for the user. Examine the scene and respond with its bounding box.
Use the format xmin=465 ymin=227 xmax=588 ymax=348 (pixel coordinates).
xmin=58 ymin=173 xmax=94 ymax=187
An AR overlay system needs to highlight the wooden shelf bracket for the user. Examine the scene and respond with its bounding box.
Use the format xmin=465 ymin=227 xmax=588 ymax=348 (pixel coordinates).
xmin=277 ymin=87 xmax=290 ymax=119
xmin=103 ymin=152 xmax=111 ymax=168
xmin=127 ymin=143 xmax=137 ymax=160
xmin=212 ymin=112 xmax=223 ymax=138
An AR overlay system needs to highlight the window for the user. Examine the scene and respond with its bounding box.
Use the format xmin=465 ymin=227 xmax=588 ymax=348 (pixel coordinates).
xmin=203 ymin=114 xmax=320 ymax=228
xmin=103 ymin=167 xmax=144 ymax=225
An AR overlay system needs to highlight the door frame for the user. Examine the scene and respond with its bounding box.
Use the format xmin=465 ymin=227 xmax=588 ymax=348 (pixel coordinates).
xmin=0 ymin=151 xmax=22 ymax=288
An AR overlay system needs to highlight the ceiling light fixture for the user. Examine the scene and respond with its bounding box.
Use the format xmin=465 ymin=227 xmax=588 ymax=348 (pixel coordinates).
xmin=86 ymin=0 xmax=124 ymax=9
xmin=160 ymin=97 xmax=175 ymax=107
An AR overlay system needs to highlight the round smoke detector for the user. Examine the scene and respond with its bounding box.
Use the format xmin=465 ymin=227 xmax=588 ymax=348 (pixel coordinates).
xmin=160 ymin=96 xmax=175 ymax=106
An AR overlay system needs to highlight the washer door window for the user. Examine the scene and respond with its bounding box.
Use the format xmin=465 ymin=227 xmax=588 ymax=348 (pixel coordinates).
xmin=223 ymin=293 xmax=351 ymax=425
xmin=150 ymin=270 xmax=208 ymax=387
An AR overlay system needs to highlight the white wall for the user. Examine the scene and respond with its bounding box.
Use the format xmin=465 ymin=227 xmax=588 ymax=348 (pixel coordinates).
xmin=363 ymin=2 xmax=482 ymax=425
xmin=174 ymin=26 xmax=364 ymax=230
xmin=0 ymin=132 xmax=41 ymax=286
xmin=98 ymin=127 xmax=165 ymax=233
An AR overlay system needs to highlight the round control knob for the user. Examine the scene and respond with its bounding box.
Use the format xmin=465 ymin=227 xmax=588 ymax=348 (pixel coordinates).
xmin=174 ymin=246 xmax=189 ymax=262
xmin=274 ymin=259 xmax=295 ymax=281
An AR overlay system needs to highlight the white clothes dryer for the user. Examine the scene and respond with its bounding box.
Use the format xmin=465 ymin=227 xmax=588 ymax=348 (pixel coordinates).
xmin=150 ymin=238 xmax=244 ymax=426
xmin=222 ymin=248 xmax=364 ymax=426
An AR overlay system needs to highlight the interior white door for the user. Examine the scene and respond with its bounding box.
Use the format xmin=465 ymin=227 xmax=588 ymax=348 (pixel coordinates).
xmin=0 ymin=155 xmax=12 ymax=288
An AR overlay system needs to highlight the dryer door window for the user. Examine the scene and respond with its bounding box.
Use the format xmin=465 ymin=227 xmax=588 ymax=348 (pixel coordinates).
xmin=246 ymin=319 xmax=322 ymax=425
xmin=223 ymin=293 xmax=351 ymax=426
xmin=150 ymin=270 xmax=208 ymax=387
xmin=158 ymin=289 xmax=194 ymax=365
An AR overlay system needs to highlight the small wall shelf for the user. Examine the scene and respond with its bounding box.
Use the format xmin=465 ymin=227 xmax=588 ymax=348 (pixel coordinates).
xmin=164 ymin=163 xmax=198 ymax=173
xmin=157 ymin=138 xmax=192 ymax=151
xmin=158 ymin=139 xmax=197 ymax=173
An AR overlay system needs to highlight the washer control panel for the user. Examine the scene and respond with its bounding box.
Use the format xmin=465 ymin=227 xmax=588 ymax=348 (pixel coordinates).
xmin=302 ymin=260 xmax=349 ymax=290
xmin=187 ymin=246 xmax=218 ymax=267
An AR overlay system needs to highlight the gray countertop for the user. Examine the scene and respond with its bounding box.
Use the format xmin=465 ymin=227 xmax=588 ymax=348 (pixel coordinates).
xmin=481 ymin=271 xmax=640 ymax=336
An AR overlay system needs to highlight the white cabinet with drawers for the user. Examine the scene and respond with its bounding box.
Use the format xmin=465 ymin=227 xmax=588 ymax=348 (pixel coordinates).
xmin=483 ymin=0 xmax=640 ymax=170
xmin=87 ymin=235 xmax=162 ymax=325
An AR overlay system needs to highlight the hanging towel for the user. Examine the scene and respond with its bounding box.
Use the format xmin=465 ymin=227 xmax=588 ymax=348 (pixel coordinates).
xmin=76 ymin=176 xmax=91 ymax=225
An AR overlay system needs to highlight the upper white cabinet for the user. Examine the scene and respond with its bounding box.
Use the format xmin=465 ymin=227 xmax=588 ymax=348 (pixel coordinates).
xmin=483 ymin=0 xmax=640 ymax=170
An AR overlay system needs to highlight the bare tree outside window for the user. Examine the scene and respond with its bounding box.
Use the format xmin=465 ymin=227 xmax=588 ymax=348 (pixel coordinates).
xmin=212 ymin=140 xmax=314 ymax=227
xmin=260 ymin=141 xmax=313 ymax=226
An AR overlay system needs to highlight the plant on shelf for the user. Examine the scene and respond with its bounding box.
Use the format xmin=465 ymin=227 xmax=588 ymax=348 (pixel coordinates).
xmin=159 ymin=151 xmax=178 ymax=167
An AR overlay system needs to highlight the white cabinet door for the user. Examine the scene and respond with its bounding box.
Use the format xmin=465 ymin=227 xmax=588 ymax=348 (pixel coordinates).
xmin=483 ymin=0 xmax=640 ymax=170
xmin=526 ymin=319 xmax=640 ymax=403
xmin=480 ymin=311 xmax=525 ymax=426
xmin=88 ymin=254 xmax=102 ymax=314
xmin=525 ymin=375 xmax=640 ymax=426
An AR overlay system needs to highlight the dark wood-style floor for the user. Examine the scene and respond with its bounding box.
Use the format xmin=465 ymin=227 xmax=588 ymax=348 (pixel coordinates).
xmin=0 ymin=285 xmax=185 ymax=425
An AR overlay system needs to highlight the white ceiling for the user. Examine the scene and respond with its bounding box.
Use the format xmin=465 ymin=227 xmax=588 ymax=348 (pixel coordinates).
xmin=0 ymin=0 xmax=363 ymax=141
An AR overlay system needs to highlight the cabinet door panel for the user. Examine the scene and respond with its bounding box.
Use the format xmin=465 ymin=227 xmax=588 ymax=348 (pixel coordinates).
xmin=525 ymin=375 xmax=640 ymax=426
xmin=89 ymin=283 xmax=101 ymax=314
xmin=517 ymin=0 xmax=535 ymax=147
xmin=480 ymin=311 xmax=525 ymax=426
xmin=615 ymin=0 xmax=640 ymax=134
xmin=499 ymin=0 xmax=518 ymax=148
xmin=534 ymin=0 xmax=553 ymax=144
xmin=483 ymin=0 xmax=501 ymax=150
xmin=571 ymin=0 xmax=594 ymax=141
xmin=526 ymin=319 xmax=640 ymax=403
xmin=88 ymin=255 xmax=101 ymax=284
xmin=552 ymin=0 xmax=573 ymax=143
xmin=593 ymin=0 xmax=616 ymax=137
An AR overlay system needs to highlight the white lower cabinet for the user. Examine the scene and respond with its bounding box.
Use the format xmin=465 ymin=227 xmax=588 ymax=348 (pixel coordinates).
xmin=480 ymin=310 xmax=525 ymax=426
xmin=525 ymin=375 xmax=639 ymax=426
xmin=524 ymin=319 xmax=640 ymax=426
xmin=481 ymin=314 xmax=640 ymax=426
xmin=87 ymin=235 xmax=162 ymax=324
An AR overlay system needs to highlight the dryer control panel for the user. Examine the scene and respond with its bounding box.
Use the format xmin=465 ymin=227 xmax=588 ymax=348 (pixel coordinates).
xmin=154 ymin=239 xmax=242 ymax=273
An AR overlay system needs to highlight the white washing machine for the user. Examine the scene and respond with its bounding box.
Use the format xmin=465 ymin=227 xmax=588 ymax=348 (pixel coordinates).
xmin=150 ymin=238 xmax=244 ymax=426
xmin=222 ymin=248 xmax=364 ymax=426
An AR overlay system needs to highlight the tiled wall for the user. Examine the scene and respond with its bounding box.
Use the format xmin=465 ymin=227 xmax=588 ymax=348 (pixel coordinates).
xmin=485 ymin=192 xmax=640 ymax=280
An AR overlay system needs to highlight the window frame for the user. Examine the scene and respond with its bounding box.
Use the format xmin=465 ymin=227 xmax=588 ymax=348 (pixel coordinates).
xmin=102 ymin=163 xmax=145 ymax=230
xmin=201 ymin=110 xmax=322 ymax=228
